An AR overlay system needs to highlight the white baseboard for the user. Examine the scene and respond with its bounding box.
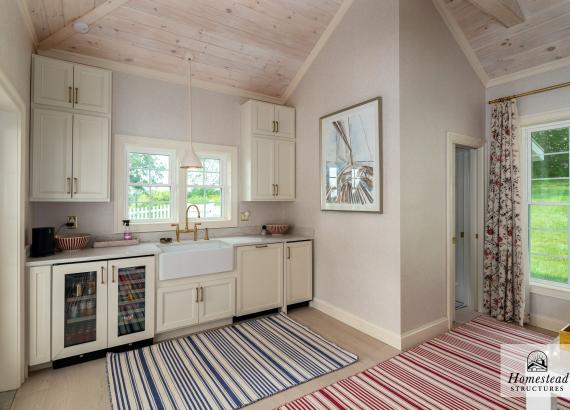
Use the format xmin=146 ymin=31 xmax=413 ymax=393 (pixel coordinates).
xmin=400 ymin=317 xmax=449 ymax=351
xmin=310 ymin=298 xmax=402 ymax=350
xmin=529 ymin=313 xmax=567 ymax=333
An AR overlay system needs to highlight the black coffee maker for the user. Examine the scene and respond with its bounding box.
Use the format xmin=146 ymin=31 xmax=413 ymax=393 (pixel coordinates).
xmin=31 ymin=227 xmax=55 ymax=257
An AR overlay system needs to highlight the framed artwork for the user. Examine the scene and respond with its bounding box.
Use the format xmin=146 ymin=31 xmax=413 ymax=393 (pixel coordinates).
xmin=320 ymin=97 xmax=382 ymax=213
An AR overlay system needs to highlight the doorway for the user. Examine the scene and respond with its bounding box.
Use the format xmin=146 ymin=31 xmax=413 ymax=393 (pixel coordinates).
xmin=446 ymin=132 xmax=484 ymax=328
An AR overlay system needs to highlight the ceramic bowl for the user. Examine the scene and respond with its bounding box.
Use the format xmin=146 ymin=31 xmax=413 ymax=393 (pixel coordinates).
xmin=265 ymin=224 xmax=289 ymax=235
xmin=55 ymin=234 xmax=91 ymax=251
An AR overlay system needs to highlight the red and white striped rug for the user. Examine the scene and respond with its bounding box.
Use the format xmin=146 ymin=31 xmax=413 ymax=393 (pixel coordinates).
xmin=279 ymin=316 xmax=570 ymax=409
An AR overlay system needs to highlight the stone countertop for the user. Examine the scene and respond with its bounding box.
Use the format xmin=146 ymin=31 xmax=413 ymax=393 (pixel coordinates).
xmin=25 ymin=234 xmax=313 ymax=267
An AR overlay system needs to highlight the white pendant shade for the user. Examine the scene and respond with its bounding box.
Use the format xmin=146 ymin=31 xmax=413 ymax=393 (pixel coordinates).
xmin=180 ymin=53 xmax=202 ymax=169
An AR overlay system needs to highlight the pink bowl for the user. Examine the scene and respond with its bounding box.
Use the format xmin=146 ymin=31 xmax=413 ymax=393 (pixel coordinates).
xmin=266 ymin=224 xmax=289 ymax=235
xmin=55 ymin=234 xmax=91 ymax=251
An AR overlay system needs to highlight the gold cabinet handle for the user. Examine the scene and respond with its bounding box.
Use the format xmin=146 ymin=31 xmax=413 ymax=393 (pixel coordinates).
xmin=101 ymin=266 xmax=105 ymax=284
xmin=66 ymin=177 xmax=71 ymax=194
xmin=112 ymin=265 xmax=116 ymax=283
xmin=255 ymin=244 xmax=268 ymax=248
xmin=287 ymin=247 xmax=291 ymax=259
xmin=74 ymin=88 xmax=78 ymax=104
xmin=276 ymin=184 xmax=279 ymax=197
xmin=199 ymin=287 xmax=204 ymax=302
xmin=195 ymin=288 xmax=199 ymax=303
xmin=68 ymin=86 xmax=72 ymax=103
xmin=73 ymin=177 xmax=78 ymax=194
xmin=276 ymin=121 xmax=279 ymax=133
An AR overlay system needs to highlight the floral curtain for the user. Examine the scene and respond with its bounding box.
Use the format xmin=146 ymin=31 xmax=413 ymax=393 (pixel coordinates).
xmin=483 ymin=99 xmax=524 ymax=325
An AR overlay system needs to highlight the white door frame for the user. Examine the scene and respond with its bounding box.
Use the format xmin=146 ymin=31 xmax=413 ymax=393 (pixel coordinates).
xmin=0 ymin=67 xmax=27 ymax=390
xmin=446 ymin=132 xmax=484 ymax=329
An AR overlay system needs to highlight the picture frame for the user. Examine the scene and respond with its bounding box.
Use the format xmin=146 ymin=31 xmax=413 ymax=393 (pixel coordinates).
xmin=320 ymin=97 xmax=383 ymax=213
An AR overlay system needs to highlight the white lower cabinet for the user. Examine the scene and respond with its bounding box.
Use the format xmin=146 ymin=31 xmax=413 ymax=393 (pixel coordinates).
xmin=236 ymin=243 xmax=283 ymax=316
xmin=50 ymin=256 xmax=155 ymax=361
xmin=156 ymin=274 xmax=235 ymax=333
xmin=286 ymin=241 xmax=313 ymax=305
xmin=29 ymin=266 xmax=52 ymax=366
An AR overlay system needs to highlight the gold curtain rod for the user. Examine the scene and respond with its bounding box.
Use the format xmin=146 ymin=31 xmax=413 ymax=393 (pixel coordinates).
xmin=488 ymin=81 xmax=570 ymax=105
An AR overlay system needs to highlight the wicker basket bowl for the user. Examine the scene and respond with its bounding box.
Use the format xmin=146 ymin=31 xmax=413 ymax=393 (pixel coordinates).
xmin=55 ymin=234 xmax=91 ymax=251
xmin=265 ymin=224 xmax=289 ymax=235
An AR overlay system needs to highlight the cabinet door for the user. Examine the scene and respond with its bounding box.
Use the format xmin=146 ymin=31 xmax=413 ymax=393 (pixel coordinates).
xmin=107 ymin=257 xmax=155 ymax=348
xmin=31 ymin=109 xmax=73 ymax=201
xmin=33 ymin=56 xmax=74 ymax=109
xmin=73 ymin=64 xmax=111 ymax=113
xmin=275 ymin=105 xmax=295 ymax=139
xmin=156 ymin=283 xmax=199 ymax=333
xmin=237 ymin=244 xmax=283 ymax=316
xmin=72 ymin=114 xmax=110 ymax=201
xmin=198 ymin=277 xmax=235 ymax=324
xmin=29 ymin=266 xmax=51 ymax=366
xmin=251 ymin=101 xmax=276 ymax=136
xmin=286 ymin=241 xmax=313 ymax=305
xmin=252 ymin=137 xmax=276 ymax=200
xmin=275 ymin=139 xmax=295 ymax=200
xmin=52 ymin=261 xmax=108 ymax=360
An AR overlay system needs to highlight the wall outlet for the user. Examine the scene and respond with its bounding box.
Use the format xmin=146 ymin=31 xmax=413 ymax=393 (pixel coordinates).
xmin=240 ymin=211 xmax=250 ymax=222
xmin=67 ymin=216 xmax=78 ymax=229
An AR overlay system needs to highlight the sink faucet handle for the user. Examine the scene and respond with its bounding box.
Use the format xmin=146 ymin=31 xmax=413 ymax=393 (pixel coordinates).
xmin=170 ymin=223 xmax=181 ymax=242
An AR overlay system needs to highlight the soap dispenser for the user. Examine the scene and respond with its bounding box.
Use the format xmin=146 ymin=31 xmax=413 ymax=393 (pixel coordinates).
xmin=122 ymin=219 xmax=133 ymax=241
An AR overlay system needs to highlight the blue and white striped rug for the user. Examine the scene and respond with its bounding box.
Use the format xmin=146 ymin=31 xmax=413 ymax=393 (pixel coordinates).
xmin=107 ymin=314 xmax=358 ymax=409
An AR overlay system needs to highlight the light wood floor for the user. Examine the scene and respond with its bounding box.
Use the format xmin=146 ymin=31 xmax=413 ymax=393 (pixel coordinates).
xmin=12 ymin=307 xmax=400 ymax=409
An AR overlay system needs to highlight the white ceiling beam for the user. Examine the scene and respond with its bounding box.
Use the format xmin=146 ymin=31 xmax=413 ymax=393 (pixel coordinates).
xmin=466 ymin=0 xmax=525 ymax=27
xmin=39 ymin=0 xmax=129 ymax=50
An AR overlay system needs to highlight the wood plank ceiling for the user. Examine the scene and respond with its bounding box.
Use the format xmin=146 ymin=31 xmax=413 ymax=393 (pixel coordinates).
xmin=443 ymin=0 xmax=570 ymax=80
xmin=25 ymin=0 xmax=343 ymax=99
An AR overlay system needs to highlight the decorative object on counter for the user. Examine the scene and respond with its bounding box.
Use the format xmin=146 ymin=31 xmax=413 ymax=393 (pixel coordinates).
xmin=93 ymin=239 xmax=140 ymax=248
xmin=122 ymin=219 xmax=133 ymax=240
xmin=320 ymin=97 xmax=383 ymax=213
xmin=31 ymin=227 xmax=55 ymax=257
xmin=55 ymin=233 xmax=91 ymax=251
xmin=265 ymin=224 xmax=289 ymax=235
xmin=159 ymin=237 xmax=173 ymax=244
xmin=261 ymin=225 xmax=268 ymax=235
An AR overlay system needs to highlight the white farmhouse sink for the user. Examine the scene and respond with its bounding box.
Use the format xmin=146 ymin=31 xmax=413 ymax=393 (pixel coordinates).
xmin=158 ymin=240 xmax=233 ymax=280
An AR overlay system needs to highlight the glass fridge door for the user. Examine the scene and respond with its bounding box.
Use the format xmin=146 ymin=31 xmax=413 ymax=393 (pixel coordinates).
xmin=117 ymin=265 xmax=146 ymax=337
xmin=64 ymin=271 xmax=98 ymax=347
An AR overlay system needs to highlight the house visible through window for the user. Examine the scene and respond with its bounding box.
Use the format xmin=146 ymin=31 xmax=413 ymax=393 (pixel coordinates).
xmin=527 ymin=121 xmax=570 ymax=286
xmin=127 ymin=151 xmax=174 ymax=222
xmin=187 ymin=157 xmax=224 ymax=219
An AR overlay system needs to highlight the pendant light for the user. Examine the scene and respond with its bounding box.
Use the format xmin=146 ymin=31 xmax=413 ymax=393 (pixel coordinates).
xmin=180 ymin=53 xmax=202 ymax=169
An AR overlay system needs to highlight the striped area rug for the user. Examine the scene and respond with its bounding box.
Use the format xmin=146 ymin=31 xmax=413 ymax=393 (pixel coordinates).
xmin=107 ymin=314 xmax=357 ymax=409
xmin=280 ymin=316 xmax=570 ymax=410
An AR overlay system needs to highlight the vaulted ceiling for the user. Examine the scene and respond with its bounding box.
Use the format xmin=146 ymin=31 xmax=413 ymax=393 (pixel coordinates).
xmin=438 ymin=0 xmax=570 ymax=85
xmin=23 ymin=0 xmax=345 ymax=101
xmin=21 ymin=0 xmax=570 ymax=99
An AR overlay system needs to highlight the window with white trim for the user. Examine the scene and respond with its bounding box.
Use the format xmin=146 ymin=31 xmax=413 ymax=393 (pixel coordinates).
xmin=525 ymin=121 xmax=570 ymax=286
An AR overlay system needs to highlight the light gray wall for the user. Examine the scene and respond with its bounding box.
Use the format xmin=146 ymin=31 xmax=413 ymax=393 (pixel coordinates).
xmin=32 ymin=72 xmax=284 ymax=235
xmin=284 ymin=0 xmax=402 ymax=335
xmin=487 ymin=67 xmax=570 ymax=326
xmin=399 ymin=0 xmax=485 ymax=332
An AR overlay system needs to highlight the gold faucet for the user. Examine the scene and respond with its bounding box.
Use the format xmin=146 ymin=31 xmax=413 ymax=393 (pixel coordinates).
xmin=171 ymin=204 xmax=203 ymax=242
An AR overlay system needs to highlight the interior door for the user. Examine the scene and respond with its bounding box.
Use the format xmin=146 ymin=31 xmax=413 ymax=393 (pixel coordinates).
xmin=72 ymin=114 xmax=109 ymax=200
xmin=286 ymin=241 xmax=313 ymax=305
xmin=455 ymin=149 xmax=470 ymax=308
xmin=73 ymin=64 xmax=111 ymax=113
xmin=52 ymin=261 xmax=108 ymax=360
xmin=31 ymin=109 xmax=73 ymax=200
xmin=33 ymin=55 xmax=74 ymax=109
xmin=252 ymin=137 xmax=276 ymax=200
xmin=198 ymin=277 xmax=235 ymax=324
xmin=275 ymin=139 xmax=295 ymax=200
xmin=237 ymin=244 xmax=283 ymax=316
xmin=251 ymin=101 xmax=276 ymax=136
xmin=107 ymin=257 xmax=155 ymax=347
xmin=274 ymin=105 xmax=295 ymax=139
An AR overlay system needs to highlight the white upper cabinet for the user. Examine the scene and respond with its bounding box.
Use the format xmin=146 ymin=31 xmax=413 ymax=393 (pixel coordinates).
xmin=32 ymin=55 xmax=111 ymax=115
xmin=33 ymin=56 xmax=74 ymax=109
xmin=31 ymin=109 xmax=73 ymax=200
xmin=274 ymin=105 xmax=295 ymax=139
xmin=73 ymin=65 xmax=111 ymax=114
xmin=72 ymin=115 xmax=110 ymax=200
xmin=241 ymin=100 xmax=296 ymax=201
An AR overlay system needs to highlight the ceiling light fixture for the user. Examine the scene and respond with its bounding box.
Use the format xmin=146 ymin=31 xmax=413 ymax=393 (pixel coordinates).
xmin=180 ymin=53 xmax=202 ymax=169
xmin=72 ymin=21 xmax=89 ymax=34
